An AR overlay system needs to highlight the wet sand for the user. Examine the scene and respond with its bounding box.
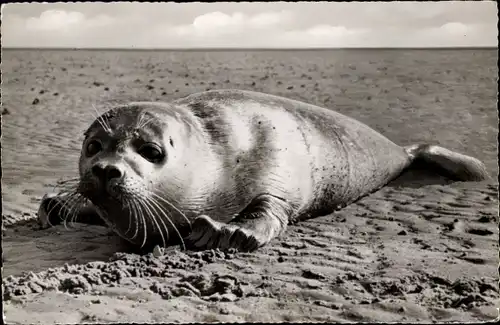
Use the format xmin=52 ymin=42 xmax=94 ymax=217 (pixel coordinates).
xmin=2 ymin=49 xmax=498 ymax=323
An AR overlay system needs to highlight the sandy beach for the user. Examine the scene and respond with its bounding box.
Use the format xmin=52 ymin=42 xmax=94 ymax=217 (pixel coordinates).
xmin=2 ymin=48 xmax=498 ymax=323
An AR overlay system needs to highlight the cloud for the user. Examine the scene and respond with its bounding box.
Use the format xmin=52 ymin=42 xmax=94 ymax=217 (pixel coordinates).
xmin=193 ymin=12 xmax=244 ymax=31
xmin=2 ymin=9 xmax=128 ymax=48
xmin=24 ymin=9 xmax=114 ymax=32
xmin=25 ymin=10 xmax=84 ymax=31
xmin=165 ymin=10 xmax=367 ymax=48
xmin=268 ymin=25 xmax=370 ymax=48
xmin=170 ymin=10 xmax=294 ymax=38
xmin=440 ymin=22 xmax=469 ymax=36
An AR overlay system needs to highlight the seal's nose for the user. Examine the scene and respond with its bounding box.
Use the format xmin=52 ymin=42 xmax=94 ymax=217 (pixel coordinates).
xmin=91 ymin=164 xmax=124 ymax=185
xmin=105 ymin=165 xmax=123 ymax=181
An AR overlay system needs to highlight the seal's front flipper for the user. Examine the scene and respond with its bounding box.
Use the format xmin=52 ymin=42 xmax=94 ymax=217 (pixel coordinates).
xmin=186 ymin=194 xmax=292 ymax=252
xmin=403 ymin=144 xmax=489 ymax=182
xmin=38 ymin=193 xmax=105 ymax=228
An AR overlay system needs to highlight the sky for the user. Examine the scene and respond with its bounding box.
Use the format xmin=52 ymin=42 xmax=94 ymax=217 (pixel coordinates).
xmin=1 ymin=2 xmax=498 ymax=48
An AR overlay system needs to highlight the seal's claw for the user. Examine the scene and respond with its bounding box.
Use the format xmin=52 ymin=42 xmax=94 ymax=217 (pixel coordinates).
xmin=186 ymin=215 xmax=265 ymax=252
xmin=230 ymin=228 xmax=261 ymax=252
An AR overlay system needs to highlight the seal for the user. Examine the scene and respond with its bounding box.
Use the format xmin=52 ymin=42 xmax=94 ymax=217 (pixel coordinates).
xmin=38 ymin=89 xmax=490 ymax=252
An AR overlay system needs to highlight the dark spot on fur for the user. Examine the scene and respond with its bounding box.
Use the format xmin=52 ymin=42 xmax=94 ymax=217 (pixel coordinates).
xmin=169 ymin=137 xmax=174 ymax=147
xmin=189 ymin=102 xmax=212 ymax=119
xmin=188 ymin=101 xmax=229 ymax=149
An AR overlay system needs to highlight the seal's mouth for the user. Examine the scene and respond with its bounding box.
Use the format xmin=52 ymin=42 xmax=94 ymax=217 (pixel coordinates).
xmin=77 ymin=177 xmax=192 ymax=249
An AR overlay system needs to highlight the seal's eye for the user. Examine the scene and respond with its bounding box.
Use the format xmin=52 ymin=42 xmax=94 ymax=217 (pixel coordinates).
xmin=138 ymin=143 xmax=164 ymax=163
xmin=86 ymin=140 xmax=102 ymax=157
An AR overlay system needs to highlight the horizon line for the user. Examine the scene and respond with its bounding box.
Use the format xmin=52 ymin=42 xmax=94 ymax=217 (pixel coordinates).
xmin=2 ymin=46 xmax=498 ymax=51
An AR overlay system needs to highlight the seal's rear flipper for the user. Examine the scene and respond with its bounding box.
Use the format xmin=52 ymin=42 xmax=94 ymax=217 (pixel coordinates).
xmin=403 ymin=144 xmax=489 ymax=182
xmin=186 ymin=194 xmax=292 ymax=252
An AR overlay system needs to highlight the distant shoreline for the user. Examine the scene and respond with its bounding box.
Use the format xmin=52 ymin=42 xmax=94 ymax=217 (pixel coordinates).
xmin=2 ymin=47 xmax=498 ymax=52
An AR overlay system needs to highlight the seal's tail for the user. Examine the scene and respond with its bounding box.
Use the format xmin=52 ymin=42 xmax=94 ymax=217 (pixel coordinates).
xmin=404 ymin=144 xmax=489 ymax=182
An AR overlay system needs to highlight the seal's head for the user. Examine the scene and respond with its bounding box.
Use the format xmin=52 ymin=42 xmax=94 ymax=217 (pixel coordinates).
xmin=77 ymin=103 xmax=196 ymax=248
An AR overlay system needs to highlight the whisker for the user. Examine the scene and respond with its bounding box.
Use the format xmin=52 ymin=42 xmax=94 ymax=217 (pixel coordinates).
xmin=90 ymin=103 xmax=103 ymax=126
xmin=45 ymin=191 xmax=74 ymax=223
xmin=56 ymin=178 xmax=80 ymax=186
xmin=139 ymin=116 xmax=156 ymax=129
xmin=52 ymin=178 xmax=80 ymax=194
xmin=57 ymin=195 xmax=74 ymax=229
xmin=101 ymin=108 xmax=112 ymax=134
xmin=91 ymin=104 xmax=112 ymax=134
xmin=146 ymin=195 xmax=186 ymax=250
xmin=90 ymin=105 xmax=108 ymax=133
xmin=141 ymin=196 xmax=168 ymax=248
xmin=136 ymin=115 xmax=145 ymax=129
xmin=129 ymin=196 xmax=142 ymax=241
xmin=68 ymin=196 xmax=86 ymax=227
xmin=144 ymin=116 xmax=158 ymax=127
xmin=132 ymin=196 xmax=148 ymax=249
xmin=145 ymin=197 xmax=170 ymax=245
xmin=62 ymin=194 xmax=83 ymax=229
xmin=123 ymin=196 xmax=136 ymax=236
xmin=141 ymin=209 xmax=148 ymax=249
xmin=137 ymin=196 xmax=166 ymax=248
xmin=151 ymin=192 xmax=192 ymax=229
xmin=61 ymin=195 xmax=78 ymax=222
xmin=125 ymin=195 xmax=142 ymax=241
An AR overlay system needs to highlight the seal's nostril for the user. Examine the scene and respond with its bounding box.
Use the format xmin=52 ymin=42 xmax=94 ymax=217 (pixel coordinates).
xmin=91 ymin=164 xmax=105 ymax=178
xmin=105 ymin=165 xmax=123 ymax=181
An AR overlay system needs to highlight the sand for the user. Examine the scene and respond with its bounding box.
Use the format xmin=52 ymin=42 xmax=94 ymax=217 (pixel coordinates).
xmin=2 ymin=49 xmax=498 ymax=323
